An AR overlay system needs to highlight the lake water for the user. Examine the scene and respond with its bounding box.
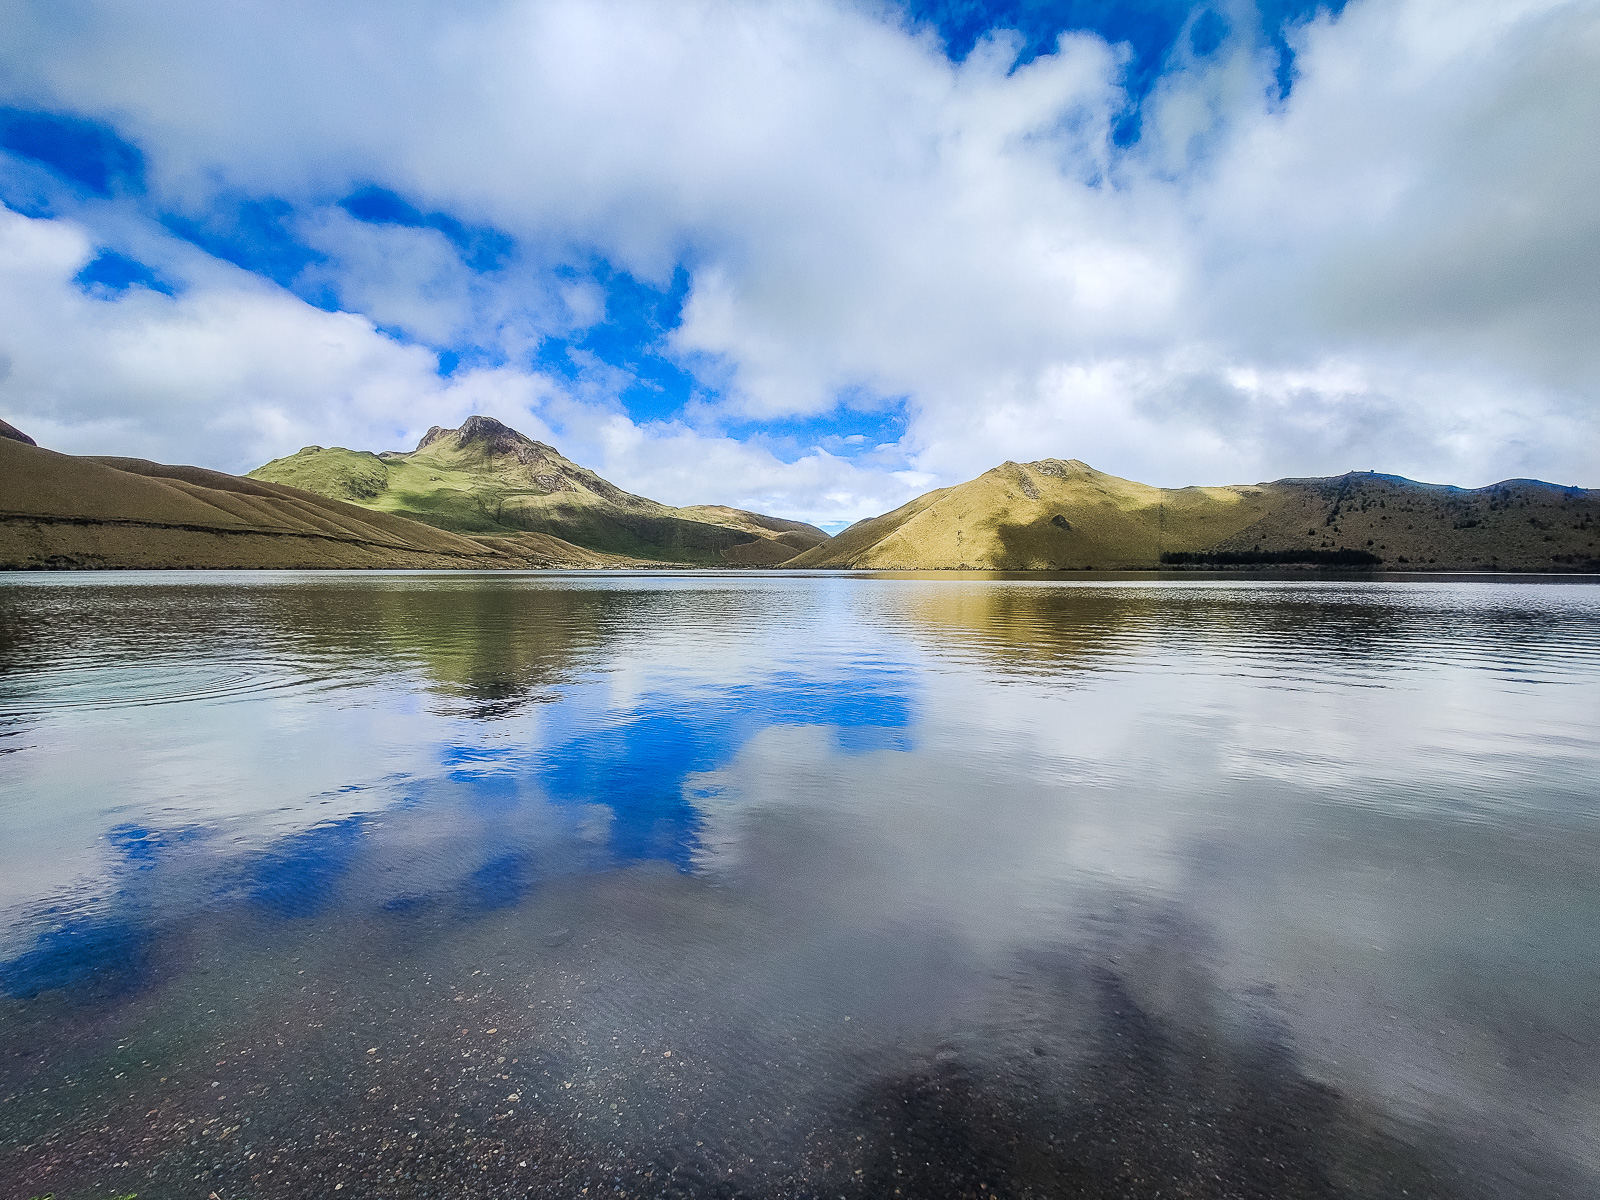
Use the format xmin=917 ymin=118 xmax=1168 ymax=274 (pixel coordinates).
xmin=1 ymin=571 xmax=1597 ymax=1199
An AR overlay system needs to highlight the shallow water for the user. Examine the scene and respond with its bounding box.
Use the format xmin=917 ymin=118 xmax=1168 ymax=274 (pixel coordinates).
xmin=1 ymin=570 xmax=1597 ymax=1199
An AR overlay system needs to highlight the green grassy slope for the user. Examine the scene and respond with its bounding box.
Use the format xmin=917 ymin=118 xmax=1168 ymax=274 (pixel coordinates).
xmin=788 ymin=459 xmax=1600 ymax=571
xmin=0 ymin=437 xmax=630 ymax=570
xmin=250 ymin=416 xmax=830 ymax=566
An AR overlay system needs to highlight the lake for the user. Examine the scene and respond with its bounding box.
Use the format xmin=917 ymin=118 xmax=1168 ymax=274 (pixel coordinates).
xmin=1 ymin=571 xmax=1597 ymax=1199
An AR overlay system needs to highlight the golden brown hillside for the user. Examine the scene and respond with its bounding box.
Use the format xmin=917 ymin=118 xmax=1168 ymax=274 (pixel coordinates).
xmin=0 ymin=436 xmax=637 ymax=571
xmin=789 ymin=459 xmax=1600 ymax=572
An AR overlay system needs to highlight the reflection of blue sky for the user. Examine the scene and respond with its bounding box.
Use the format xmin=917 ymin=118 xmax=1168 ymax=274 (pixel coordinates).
xmin=246 ymin=814 xmax=367 ymax=920
xmin=0 ymin=912 xmax=151 ymax=1000
xmin=532 ymin=672 xmax=913 ymax=867
xmin=0 ymin=661 xmax=916 ymax=999
xmin=4 ymin=575 xmax=1599 ymax=1185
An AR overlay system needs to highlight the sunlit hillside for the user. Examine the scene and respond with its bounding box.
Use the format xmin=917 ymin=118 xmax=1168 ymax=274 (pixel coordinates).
xmin=789 ymin=459 xmax=1600 ymax=572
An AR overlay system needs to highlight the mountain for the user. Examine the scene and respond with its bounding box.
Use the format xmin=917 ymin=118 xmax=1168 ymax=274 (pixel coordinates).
xmin=0 ymin=418 xmax=36 ymax=446
xmin=788 ymin=458 xmax=1600 ymax=572
xmin=0 ymin=432 xmax=636 ymax=571
xmin=248 ymin=416 xmax=830 ymax=566
xmin=13 ymin=417 xmax=1592 ymax=574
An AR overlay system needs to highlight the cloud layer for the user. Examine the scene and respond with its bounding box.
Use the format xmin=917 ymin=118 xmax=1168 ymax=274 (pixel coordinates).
xmin=0 ymin=0 xmax=1595 ymax=523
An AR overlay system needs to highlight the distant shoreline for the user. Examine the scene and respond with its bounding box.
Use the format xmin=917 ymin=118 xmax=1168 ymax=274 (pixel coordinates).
xmin=6 ymin=563 xmax=1598 ymax=578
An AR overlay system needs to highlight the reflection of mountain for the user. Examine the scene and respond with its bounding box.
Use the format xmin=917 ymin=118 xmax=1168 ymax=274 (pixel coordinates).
xmin=887 ymin=582 xmax=1163 ymax=675
xmin=0 ymin=572 xmax=614 ymax=722
xmin=0 ymin=575 xmax=918 ymax=997
xmin=876 ymin=575 xmax=1600 ymax=698
xmin=791 ymin=458 xmax=1600 ymax=571
xmin=250 ymin=415 xmax=830 ymax=565
xmin=5 ymin=573 xmax=1597 ymax=1197
xmin=272 ymin=577 xmax=616 ymax=719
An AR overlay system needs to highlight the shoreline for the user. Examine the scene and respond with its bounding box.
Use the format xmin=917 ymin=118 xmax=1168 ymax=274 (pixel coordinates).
xmin=5 ymin=563 xmax=1599 ymax=577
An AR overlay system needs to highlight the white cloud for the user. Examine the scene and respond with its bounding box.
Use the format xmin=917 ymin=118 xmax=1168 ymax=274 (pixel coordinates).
xmin=0 ymin=205 xmax=459 ymax=466
xmin=0 ymin=206 xmax=905 ymax=522
xmin=291 ymin=211 xmax=485 ymax=348
xmin=1189 ymin=0 xmax=1600 ymax=383
xmin=0 ymin=0 xmax=1595 ymax=514
xmin=567 ymin=410 xmax=927 ymax=526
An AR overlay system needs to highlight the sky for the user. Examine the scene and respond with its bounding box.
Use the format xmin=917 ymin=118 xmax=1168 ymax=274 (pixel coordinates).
xmin=0 ymin=0 xmax=1596 ymax=528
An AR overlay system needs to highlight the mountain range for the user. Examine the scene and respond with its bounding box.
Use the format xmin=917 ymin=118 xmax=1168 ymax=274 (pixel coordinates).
xmin=2 ymin=413 xmax=1596 ymax=572
xmin=0 ymin=429 xmax=628 ymax=571
xmin=791 ymin=458 xmax=1600 ymax=572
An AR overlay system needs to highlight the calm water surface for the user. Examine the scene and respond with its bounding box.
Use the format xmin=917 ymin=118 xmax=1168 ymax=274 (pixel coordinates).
xmin=1 ymin=571 xmax=1597 ymax=1199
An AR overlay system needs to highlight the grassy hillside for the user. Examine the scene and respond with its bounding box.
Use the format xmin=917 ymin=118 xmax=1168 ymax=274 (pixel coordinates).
xmin=789 ymin=459 xmax=1600 ymax=572
xmin=1199 ymin=472 xmax=1600 ymax=571
xmin=0 ymin=437 xmax=636 ymax=571
xmin=250 ymin=416 xmax=830 ymax=566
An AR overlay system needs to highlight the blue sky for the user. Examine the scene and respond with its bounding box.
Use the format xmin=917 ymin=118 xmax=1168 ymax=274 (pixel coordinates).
xmin=0 ymin=0 xmax=1594 ymax=524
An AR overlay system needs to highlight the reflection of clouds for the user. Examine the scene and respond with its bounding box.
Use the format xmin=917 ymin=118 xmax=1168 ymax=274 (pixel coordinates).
xmin=0 ymin=573 xmax=920 ymax=941
xmin=3 ymin=574 xmax=1598 ymax=1185
xmin=689 ymin=725 xmax=1189 ymax=958
xmin=0 ymin=586 xmax=919 ymax=997
xmin=688 ymin=621 xmax=1600 ymax=1179
xmin=881 ymin=578 xmax=1600 ymax=811
xmin=0 ymin=679 xmax=459 ymax=928
xmin=532 ymin=669 xmax=913 ymax=868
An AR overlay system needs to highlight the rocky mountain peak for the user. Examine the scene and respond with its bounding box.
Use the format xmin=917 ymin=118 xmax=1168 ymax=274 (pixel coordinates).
xmin=456 ymin=414 xmax=532 ymax=448
xmin=413 ymin=415 xmax=545 ymax=458
xmin=414 ymin=425 xmax=453 ymax=451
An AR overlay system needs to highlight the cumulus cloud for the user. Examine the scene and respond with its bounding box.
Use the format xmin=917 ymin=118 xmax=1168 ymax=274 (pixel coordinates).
xmin=569 ymin=411 xmax=933 ymax=524
xmin=0 ymin=206 xmax=901 ymax=522
xmin=1190 ymin=0 xmax=1600 ymax=381
xmin=0 ymin=0 xmax=1595 ymax=519
xmin=0 ymin=205 xmax=458 ymax=466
